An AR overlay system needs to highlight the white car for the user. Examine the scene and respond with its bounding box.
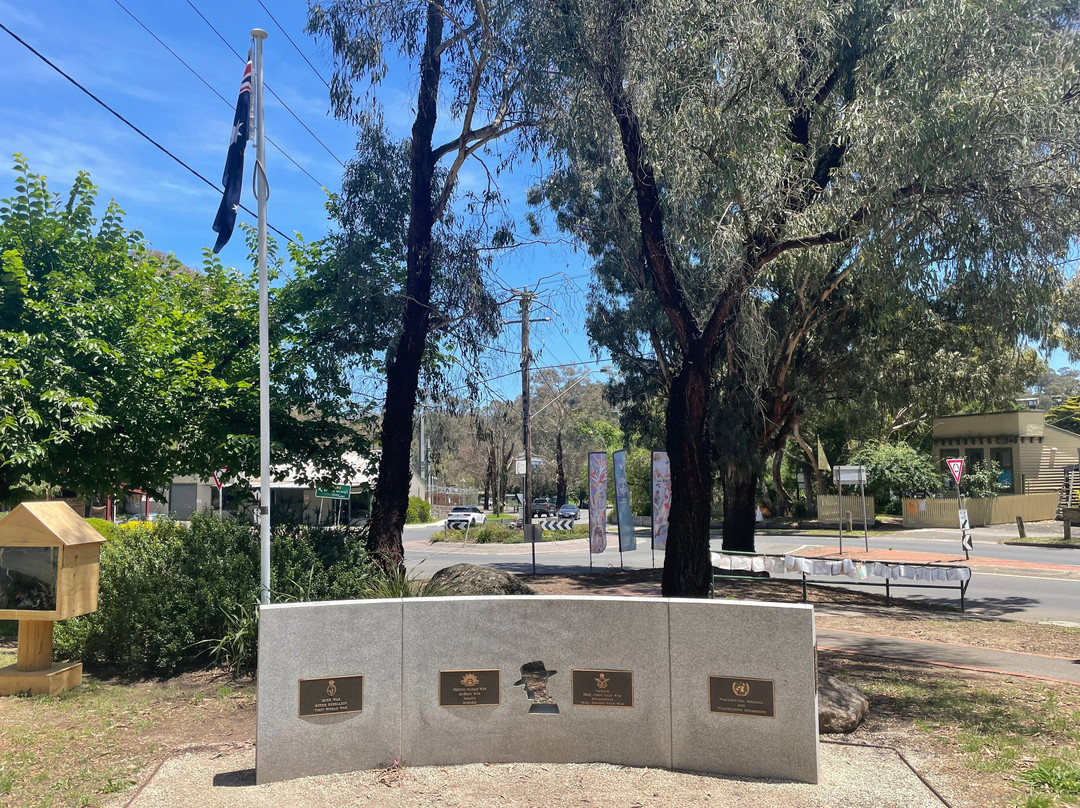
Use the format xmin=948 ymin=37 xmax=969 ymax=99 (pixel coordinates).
xmin=446 ymin=506 xmax=487 ymax=529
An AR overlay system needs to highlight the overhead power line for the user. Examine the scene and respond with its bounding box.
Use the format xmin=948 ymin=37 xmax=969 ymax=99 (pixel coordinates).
xmin=254 ymin=0 xmax=332 ymax=91
xmin=0 ymin=21 xmax=295 ymax=246
xmin=185 ymin=0 xmax=347 ymax=168
xmin=112 ymin=0 xmax=328 ymax=191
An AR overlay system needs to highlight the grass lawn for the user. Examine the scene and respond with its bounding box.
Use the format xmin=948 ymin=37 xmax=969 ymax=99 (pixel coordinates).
xmin=0 ymin=648 xmax=254 ymax=808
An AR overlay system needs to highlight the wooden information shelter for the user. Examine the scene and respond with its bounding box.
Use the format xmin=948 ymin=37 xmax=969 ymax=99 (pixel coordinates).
xmin=0 ymin=502 xmax=105 ymax=695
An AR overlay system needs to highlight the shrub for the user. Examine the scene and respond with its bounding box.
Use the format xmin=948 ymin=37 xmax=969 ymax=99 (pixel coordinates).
xmin=53 ymin=513 xmax=378 ymax=676
xmin=962 ymin=460 xmax=1008 ymax=499
xmin=405 ymin=496 xmax=431 ymax=523
xmin=85 ymin=517 xmax=120 ymax=541
xmin=850 ymin=440 xmax=941 ymax=506
xmin=474 ymin=524 xmax=521 ymax=543
xmin=54 ymin=513 xmax=257 ymax=674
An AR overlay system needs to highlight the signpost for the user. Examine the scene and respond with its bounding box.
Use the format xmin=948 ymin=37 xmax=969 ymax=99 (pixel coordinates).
xmin=946 ymin=458 xmax=971 ymax=558
xmin=211 ymin=467 xmax=227 ymax=519
xmin=316 ymin=484 xmax=350 ymax=527
xmin=832 ymin=465 xmax=869 ymax=553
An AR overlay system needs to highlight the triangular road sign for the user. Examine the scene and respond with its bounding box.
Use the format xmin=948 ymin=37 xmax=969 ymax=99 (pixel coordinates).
xmin=946 ymin=458 xmax=964 ymax=485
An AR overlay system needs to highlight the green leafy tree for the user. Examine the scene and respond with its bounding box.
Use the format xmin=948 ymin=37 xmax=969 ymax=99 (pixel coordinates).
xmin=1047 ymin=396 xmax=1080 ymax=435
xmin=532 ymin=0 xmax=1080 ymax=595
xmin=850 ymin=441 xmax=941 ymax=507
xmin=0 ymin=157 xmax=375 ymax=505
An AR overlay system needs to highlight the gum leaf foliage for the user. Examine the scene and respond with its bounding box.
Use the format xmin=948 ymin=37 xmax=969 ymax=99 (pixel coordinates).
xmin=532 ymin=0 xmax=1080 ymax=595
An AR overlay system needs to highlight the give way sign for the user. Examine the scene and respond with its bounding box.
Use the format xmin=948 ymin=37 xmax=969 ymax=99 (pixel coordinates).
xmin=946 ymin=458 xmax=964 ymax=485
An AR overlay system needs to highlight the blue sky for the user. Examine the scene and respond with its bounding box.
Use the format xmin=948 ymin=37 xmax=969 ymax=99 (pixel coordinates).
xmin=0 ymin=0 xmax=605 ymax=404
xmin=1 ymin=0 xmax=1072 ymax=410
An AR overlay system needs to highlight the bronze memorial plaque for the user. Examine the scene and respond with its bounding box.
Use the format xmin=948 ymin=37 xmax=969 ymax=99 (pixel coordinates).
xmin=571 ymin=669 xmax=634 ymax=708
xmin=298 ymin=674 xmax=363 ymax=717
xmin=439 ymin=669 xmax=501 ymax=707
xmin=709 ymin=676 xmax=774 ymax=717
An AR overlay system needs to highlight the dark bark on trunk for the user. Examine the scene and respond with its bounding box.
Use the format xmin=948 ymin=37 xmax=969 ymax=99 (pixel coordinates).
xmin=722 ymin=462 xmax=759 ymax=552
xmin=555 ymin=431 xmax=566 ymax=507
xmin=498 ymin=442 xmax=514 ymax=515
xmin=483 ymin=444 xmax=495 ymax=511
xmin=365 ymin=3 xmax=443 ymax=571
xmin=661 ymin=352 xmax=714 ymax=597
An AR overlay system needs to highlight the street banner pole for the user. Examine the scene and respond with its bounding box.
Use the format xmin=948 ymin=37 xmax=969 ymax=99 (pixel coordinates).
xmin=251 ymin=28 xmax=271 ymax=605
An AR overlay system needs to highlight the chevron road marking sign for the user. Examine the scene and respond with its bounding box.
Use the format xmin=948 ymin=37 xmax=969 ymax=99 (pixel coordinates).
xmin=540 ymin=518 xmax=575 ymax=531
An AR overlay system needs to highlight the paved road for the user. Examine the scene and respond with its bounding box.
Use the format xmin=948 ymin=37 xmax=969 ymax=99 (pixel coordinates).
xmin=404 ymin=522 xmax=1080 ymax=624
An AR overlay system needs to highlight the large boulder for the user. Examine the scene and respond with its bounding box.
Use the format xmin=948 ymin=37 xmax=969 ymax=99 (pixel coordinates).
xmin=428 ymin=564 xmax=534 ymax=596
xmin=818 ymin=673 xmax=870 ymax=733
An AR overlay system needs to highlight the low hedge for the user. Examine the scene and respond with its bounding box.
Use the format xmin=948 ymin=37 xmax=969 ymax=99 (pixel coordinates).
xmin=54 ymin=512 xmax=378 ymax=676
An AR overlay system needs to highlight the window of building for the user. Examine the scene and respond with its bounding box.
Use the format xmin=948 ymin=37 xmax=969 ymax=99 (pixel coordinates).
xmin=990 ymin=448 xmax=1014 ymax=493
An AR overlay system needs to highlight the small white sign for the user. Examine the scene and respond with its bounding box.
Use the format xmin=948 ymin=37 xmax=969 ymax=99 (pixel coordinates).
xmin=958 ymin=508 xmax=970 ymax=531
xmin=516 ymin=459 xmax=527 ymax=476
xmin=832 ymin=465 xmax=867 ymax=485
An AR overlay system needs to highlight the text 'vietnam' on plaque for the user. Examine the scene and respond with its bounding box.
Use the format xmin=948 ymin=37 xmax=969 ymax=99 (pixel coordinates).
xmin=298 ymin=674 xmax=363 ymax=717
xmin=571 ymin=669 xmax=634 ymax=708
xmin=439 ymin=669 xmax=501 ymax=707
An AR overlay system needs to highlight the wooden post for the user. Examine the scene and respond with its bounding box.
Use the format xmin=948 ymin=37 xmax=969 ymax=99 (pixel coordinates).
xmin=16 ymin=620 xmax=53 ymax=672
xmin=1065 ymin=520 xmax=1072 ymax=542
xmin=1015 ymin=516 xmax=1027 ymax=538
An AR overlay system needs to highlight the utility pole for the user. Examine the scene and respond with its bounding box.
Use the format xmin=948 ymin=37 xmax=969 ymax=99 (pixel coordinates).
xmin=520 ymin=291 xmax=533 ymax=529
xmin=505 ymin=290 xmax=549 ymax=561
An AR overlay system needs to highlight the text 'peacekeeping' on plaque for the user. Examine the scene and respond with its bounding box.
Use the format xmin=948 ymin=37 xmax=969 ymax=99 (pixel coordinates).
xmin=708 ymin=675 xmax=775 ymax=718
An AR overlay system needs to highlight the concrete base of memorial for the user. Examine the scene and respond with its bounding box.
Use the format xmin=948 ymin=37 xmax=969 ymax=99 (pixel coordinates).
xmin=256 ymin=596 xmax=818 ymax=785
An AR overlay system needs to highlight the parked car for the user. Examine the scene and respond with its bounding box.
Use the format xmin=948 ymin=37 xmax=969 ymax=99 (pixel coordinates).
xmin=446 ymin=506 xmax=487 ymax=529
xmin=531 ymin=498 xmax=554 ymax=517
xmin=557 ymin=503 xmax=579 ymax=520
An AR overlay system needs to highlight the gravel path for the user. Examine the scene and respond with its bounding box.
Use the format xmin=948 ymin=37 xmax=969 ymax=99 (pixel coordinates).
xmin=114 ymin=741 xmax=946 ymax=808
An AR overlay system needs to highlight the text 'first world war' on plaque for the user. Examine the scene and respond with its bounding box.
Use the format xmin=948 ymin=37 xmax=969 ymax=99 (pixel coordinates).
xmin=298 ymin=675 xmax=363 ymax=717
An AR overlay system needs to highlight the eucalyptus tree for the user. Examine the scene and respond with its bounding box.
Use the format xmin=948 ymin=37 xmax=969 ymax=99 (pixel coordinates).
xmin=536 ymin=0 xmax=1080 ymax=595
xmin=308 ymin=0 xmax=550 ymax=568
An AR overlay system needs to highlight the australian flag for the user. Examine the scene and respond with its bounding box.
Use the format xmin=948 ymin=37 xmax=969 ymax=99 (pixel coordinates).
xmin=212 ymin=53 xmax=253 ymax=253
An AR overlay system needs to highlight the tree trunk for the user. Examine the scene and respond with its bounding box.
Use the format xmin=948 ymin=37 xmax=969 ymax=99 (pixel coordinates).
xmin=722 ymin=462 xmax=759 ymax=552
xmin=661 ymin=354 xmax=713 ymax=597
xmin=483 ymin=444 xmax=495 ymax=511
xmin=365 ymin=3 xmax=443 ymax=571
xmin=772 ymin=449 xmax=791 ymax=517
xmin=555 ymin=430 xmax=567 ymax=507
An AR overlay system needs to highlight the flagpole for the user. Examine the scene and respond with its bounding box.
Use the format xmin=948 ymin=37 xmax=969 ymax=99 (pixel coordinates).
xmin=252 ymin=28 xmax=271 ymax=605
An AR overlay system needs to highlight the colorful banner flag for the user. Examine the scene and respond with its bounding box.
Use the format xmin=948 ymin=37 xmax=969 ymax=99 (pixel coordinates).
xmin=212 ymin=51 xmax=253 ymax=253
xmin=588 ymin=452 xmax=607 ymax=554
xmin=651 ymin=451 xmax=671 ymax=550
xmin=613 ymin=449 xmax=636 ymax=551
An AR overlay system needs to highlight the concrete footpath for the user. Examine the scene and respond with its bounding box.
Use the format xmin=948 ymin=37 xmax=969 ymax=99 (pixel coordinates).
xmin=816 ymin=627 xmax=1080 ymax=684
